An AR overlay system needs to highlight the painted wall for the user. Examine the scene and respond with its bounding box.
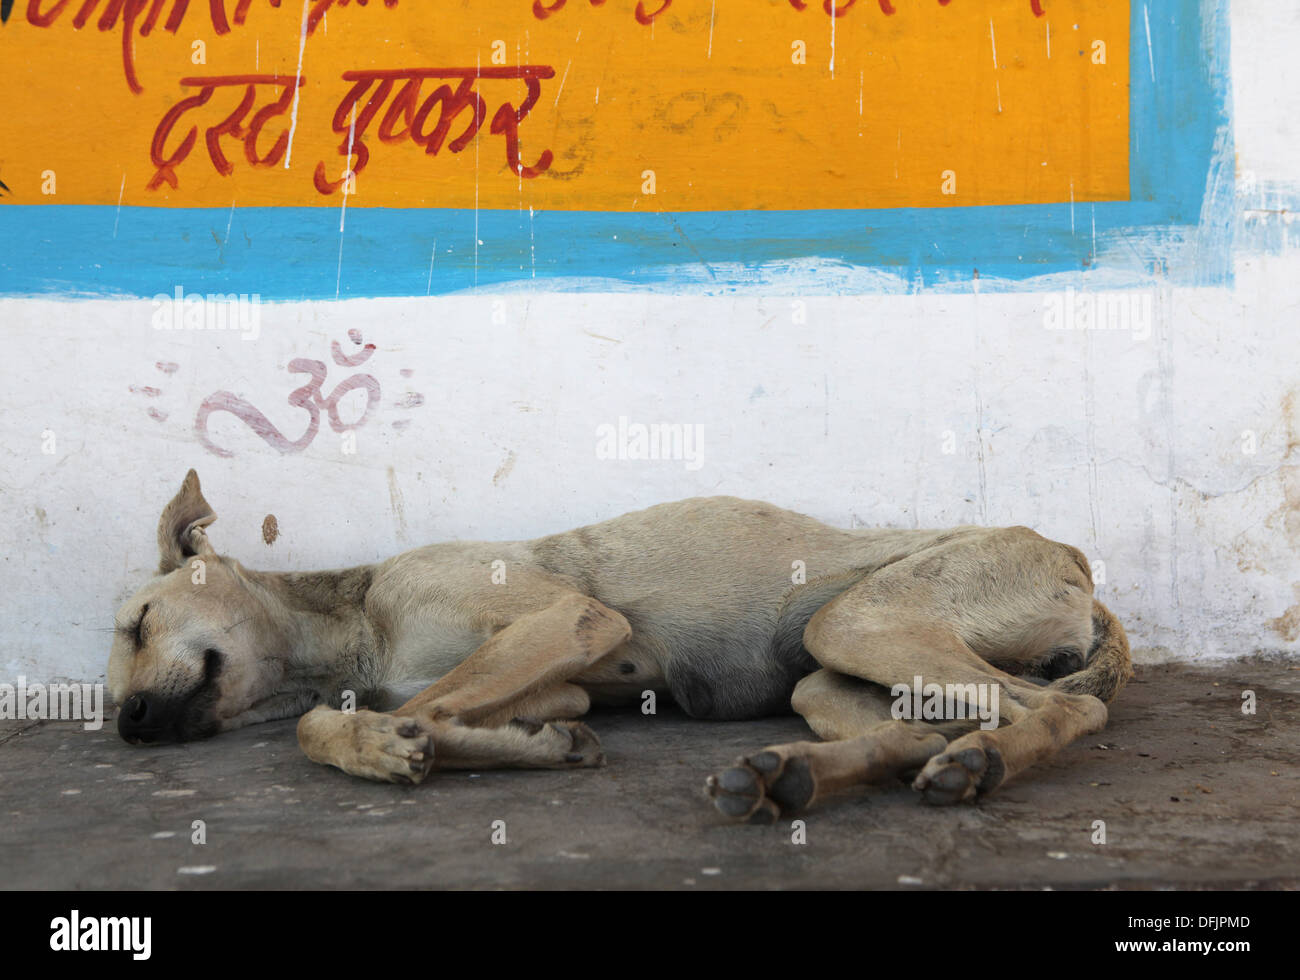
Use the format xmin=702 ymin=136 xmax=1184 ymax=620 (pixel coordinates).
xmin=2 ymin=1 xmax=1298 ymax=685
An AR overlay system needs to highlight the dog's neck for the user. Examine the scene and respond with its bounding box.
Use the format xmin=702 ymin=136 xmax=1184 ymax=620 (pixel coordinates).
xmin=239 ymin=563 xmax=385 ymax=704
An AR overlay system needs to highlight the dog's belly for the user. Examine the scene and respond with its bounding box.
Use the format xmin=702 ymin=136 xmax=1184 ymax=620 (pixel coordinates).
xmin=569 ymin=627 xmax=812 ymax=719
xmin=575 ymin=617 xmax=819 ymax=720
xmin=581 ymin=568 xmax=866 ymax=721
xmin=661 ymin=637 xmax=818 ymax=720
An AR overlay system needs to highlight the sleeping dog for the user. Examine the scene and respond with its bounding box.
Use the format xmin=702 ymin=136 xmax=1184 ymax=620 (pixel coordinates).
xmin=107 ymin=471 xmax=1131 ymax=821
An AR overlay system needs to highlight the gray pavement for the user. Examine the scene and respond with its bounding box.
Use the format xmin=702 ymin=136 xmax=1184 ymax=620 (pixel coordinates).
xmin=1 ymin=659 xmax=1297 ymax=889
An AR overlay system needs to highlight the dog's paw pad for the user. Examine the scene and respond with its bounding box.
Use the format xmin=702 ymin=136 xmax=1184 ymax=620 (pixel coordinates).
xmin=912 ymin=741 xmax=1003 ymax=805
xmin=707 ymin=762 xmax=764 ymax=820
xmin=974 ymin=745 xmax=1005 ymax=793
xmin=747 ymin=798 xmax=781 ymax=825
xmin=717 ymin=764 xmax=760 ymax=794
xmin=768 ymin=757 xmax=815 ymax=812
xmin=707 ymin=752 xmax=818 ymax=822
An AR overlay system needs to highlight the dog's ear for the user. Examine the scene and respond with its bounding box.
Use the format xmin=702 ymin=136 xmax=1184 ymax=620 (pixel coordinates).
xmin=157 ymin=469 xmax=218 ymax=574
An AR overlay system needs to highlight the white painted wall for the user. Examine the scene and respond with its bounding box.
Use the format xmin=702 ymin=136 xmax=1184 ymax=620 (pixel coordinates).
xmin=2 ymin=2 xmax=1299 ymax=684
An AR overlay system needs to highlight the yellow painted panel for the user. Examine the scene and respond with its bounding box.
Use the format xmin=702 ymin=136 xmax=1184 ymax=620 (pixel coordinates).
xmin=5 ymin=0 xmax=1128 ymax=210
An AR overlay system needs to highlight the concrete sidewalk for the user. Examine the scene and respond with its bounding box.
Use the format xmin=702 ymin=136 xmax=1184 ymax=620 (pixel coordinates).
xmin=2 ymin=660 xmax=1297 ymax=890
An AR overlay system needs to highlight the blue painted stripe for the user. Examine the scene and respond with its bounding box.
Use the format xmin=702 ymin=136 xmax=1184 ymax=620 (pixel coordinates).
xmin=0 ymin=1 xmax=1231 ymax=298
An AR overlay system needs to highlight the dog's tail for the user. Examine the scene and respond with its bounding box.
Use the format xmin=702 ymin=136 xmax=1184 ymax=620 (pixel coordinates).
xmin=1048 ymin=600 xmax=1134 ymax=704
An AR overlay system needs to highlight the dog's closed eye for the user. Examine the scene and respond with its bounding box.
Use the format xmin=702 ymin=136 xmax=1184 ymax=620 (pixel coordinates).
xmin=115 ymin=603 xmax=149 ymax=649
xmin=134 ymin=605 xmax=149 ymax=647
xmin=202 ymin=648 xmax=223 ymax=680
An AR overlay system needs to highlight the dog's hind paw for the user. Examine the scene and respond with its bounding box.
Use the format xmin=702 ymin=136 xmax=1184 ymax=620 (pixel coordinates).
xmin=706 ymin=751 xmax=815 ymax=824
xmin=911 ymin=740 xmax=1005 ymax=805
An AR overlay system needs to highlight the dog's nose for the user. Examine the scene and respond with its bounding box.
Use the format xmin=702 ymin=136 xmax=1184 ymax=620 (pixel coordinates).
xmin=117 ymin=693 xmax=156 ymax=743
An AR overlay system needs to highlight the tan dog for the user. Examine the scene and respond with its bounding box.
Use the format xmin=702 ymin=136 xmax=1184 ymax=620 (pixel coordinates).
xmin=107 ymin=471 xmax=1132 ymax=821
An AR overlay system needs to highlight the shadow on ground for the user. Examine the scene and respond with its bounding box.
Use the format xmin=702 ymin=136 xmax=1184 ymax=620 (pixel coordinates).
xmin=2 ymin=660 xmax=1297 ymax=889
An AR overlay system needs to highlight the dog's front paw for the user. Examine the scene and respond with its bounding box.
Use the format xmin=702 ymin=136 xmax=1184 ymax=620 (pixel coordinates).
xmin=553 ymin=720 xmax=605 ymax=767
xmin=301 ymin=708 xmax=435 ymax=784
xmin=510 ymin=718 xmax=605 ymax=767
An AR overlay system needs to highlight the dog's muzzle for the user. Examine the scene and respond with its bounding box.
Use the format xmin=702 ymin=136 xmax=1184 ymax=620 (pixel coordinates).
xmin=117 ymin=692 xmax=185 ymax=744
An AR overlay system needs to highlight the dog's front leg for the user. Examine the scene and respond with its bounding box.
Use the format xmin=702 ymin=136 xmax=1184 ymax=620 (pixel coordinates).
xmin=423 ymin=715 xmax=606 ymax=770
xmin=299 ymin=592 xmax=631 ymax=782
xmin=297 ymin=707 xmax=435 ymax=785
xmin=394 ymin=592 xmax=631 ymax=725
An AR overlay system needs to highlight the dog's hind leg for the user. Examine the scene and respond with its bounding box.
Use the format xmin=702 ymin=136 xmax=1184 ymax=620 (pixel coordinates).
xmin=709 ymin=529 xmax=1129 ymax=819
xmin=706 ymin=669 xmax=954 ymax=823
xmin=802 ymin=603 xmax=1110 ymax=807
xmin=796 ymin=534 xmax=1122 ymax=806
xmin=911 ymin=601 xmax=1130 ymax=805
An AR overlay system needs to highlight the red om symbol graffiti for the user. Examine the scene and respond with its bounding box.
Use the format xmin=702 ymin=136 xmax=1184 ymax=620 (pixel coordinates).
xmin=196 ymin=330 xmax=380 ymax=457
